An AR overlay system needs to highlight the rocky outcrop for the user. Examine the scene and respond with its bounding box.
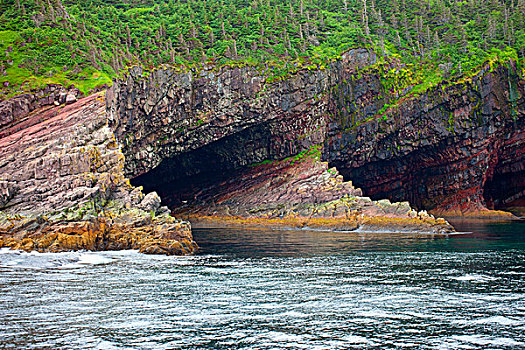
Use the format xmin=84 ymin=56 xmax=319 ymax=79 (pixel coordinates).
xmin=0 ymin=92 xmax=196 ymax=255
xmin=176 ymin=152 xmax=453 ymax=234
xmin=106 ymin=49 xmax=377 ymax=179
xmin=108 ymin=51 xmax=524 ymax=219
xmin=0 ymin=84 xmax=82 ymax=131
xmin=105 ymin=51 xmax=524 ymax=221
xmin=105 ymin=50 xmax=451 ymax=232
xmin=0 ymin=216 xmax=195 ymax=255
xmin=2 ymin=49 xmax=524 ymax=256
xmin=325 ymin=60 xmax=525 ymax=217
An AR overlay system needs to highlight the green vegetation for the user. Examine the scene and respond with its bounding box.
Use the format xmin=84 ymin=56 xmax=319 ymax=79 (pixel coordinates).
xmin=289 ymin=144 xmax=322 ymax=164
xmin=0 ymin=0 xmax=524 ymax=98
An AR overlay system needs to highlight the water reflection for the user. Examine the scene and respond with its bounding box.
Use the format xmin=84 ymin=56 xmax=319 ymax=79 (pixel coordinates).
xmin=193 ymin=220 xmax=525 ymax=257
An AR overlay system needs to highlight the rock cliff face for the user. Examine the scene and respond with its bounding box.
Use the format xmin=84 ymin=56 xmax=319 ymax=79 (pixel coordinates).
xmin=0 ymin=92 xmax=196 ymax=255
xmin=107 ymin=50 xmax=377 ymax=198
xmin=105 ymin=49 xmax=452 ymax=233
xmin=1 ymin=49 xmax=523 ymax=254
xmin=108 ymin=50 xmax=524 ymax=218
xmin=325 ymin=61 xmax=525 ymax=216
xmin=0 ymin=84 xmax=82 ymax=131
xmin=106 ymin=65 xmax=328 ymax=179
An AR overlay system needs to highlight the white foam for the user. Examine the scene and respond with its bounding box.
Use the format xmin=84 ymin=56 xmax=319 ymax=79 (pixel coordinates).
xmin=471 ymin=316 xmax=521 ymax=325
xmin=357 ymin=310 xmax=412 ymax=320
xmin=94 ymin=340 xmax=120 ymax=350
xmin=450 ymin=274 xmax=498 ymax=282
xmin=392 ymin=342 xmax=420 ymax=347
xmin=265 ymin=331 xmax=306 ymax=343
xmin=343 ymin=335 xmax=368 ymax=343
xmin=58 ymin=253 xmax=113 ymax=269
xmin=101 ymin=249 xmax=139 ymax=256
xmin=452 ymin=335 xmax=525 ymax=346
xmin=77 ymin=253 xmax=113 ymax=265
xmin=277 ymin=311 xmax=310 ymax=318
xmin=0 ymin=247 xmax=20 ymax=254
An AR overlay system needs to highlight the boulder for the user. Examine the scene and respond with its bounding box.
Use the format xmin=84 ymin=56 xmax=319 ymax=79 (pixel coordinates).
xmin=139 ymin=192 xmax=162 ymax=213
xmin=65 ymin=94 xmax=77 ymax=104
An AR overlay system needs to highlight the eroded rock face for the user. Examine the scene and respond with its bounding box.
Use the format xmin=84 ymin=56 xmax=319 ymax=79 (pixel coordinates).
xmin=106 ymin=49 xmax=377 ymax=179
xmin=0 ymin=93 xmax=196 ymax=255
xmin=325 ymin=61 xmax=525 ymax=216
xmin=176 ymin=155 xmax=453 ymax=234
xmin=0 ymin=84 xmax=82 ymax=130
xmin=106 ymin=67 xmax=329 ymax=179
xmin=2 ymin=49 xmax=523 ymax=256
xmin=109 ymin=51 xmax=523 ymax=217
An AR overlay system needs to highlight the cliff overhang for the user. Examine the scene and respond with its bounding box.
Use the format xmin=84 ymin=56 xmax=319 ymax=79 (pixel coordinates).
xmin=1 ymin=49 xmax=524 ymax=254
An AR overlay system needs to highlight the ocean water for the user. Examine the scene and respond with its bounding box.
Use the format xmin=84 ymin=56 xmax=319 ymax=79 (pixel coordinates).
xmin=0 ymin=221 xmax=524 ymax=349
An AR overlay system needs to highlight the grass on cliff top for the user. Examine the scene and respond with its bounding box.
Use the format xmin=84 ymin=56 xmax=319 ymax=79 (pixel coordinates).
xmin=1 ymin=0 xmax=525 ymax=99
xmin=0 ymin=28 xmax=112 ymax=97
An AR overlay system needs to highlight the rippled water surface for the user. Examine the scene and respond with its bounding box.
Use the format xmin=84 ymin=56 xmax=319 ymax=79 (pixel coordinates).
xmin=1 ymin=221 xmax=525 ymax=349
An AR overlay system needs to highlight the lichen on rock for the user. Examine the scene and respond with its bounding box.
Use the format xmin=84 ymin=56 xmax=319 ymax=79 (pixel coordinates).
xmin=0 ymin=91 xmax=197 ymax=255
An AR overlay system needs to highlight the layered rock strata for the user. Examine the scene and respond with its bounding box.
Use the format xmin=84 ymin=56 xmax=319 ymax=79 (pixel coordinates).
xmin=175 ymin=154 xmax=453 ymax=234
xmin=0 ymin=84 xmax=82 ymax=131
xmin=108 ymin=51 xmax=524 ymax=219
xmin=2 ymin=49 xmax=524 ymax=255
xmin=325 ymin=60 xmax=525 ymax=216
xmin=0 ymin=93 xmax=196 ymax=255
xmin=105 ymin=50 xmax=451 ymax=232
xmin=105 ymin=50 xmax=378 ymax=179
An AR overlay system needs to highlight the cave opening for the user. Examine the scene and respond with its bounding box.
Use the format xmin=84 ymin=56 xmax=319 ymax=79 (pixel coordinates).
xmin=333 ymin=143 xmax=453 ymax=213
xmin=483 ymin=164 xmax=525 ymax=217
xmin=129 ymin=121 xmax=300 ymax=211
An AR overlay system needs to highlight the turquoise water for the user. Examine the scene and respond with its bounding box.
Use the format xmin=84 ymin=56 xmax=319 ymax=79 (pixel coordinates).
xmin=195 ymin=220 xmax=525 ymax=256
xmin=0 ymin=221 xmax=524 ymax=349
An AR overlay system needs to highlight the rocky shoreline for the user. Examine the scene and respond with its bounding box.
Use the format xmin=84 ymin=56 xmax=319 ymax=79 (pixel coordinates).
xmin=188 ymin=215 xmax=453 ymax=235
xmin=1 ymin=50 xmax=523 ymax=255
xmin=173 ymin=155 xmax=454 ymax=235
xmin=0 ymin=92 xmax=197 ymax=255
xmin=0 ymin=215 xmax=196 ymax=255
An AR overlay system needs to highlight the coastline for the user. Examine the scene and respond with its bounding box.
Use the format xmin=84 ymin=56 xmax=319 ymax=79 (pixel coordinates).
xmin=186 ymin=214 xmax=454 ymax=235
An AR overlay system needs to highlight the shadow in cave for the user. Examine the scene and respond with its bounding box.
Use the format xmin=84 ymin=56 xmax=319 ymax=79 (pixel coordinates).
xmin=484 ymin=166 xmax=525 ymax=217
xmin=333 ymin=142 xmax=453 ymax=212
xmin=130 ymin=121 xmax=297 ymax=210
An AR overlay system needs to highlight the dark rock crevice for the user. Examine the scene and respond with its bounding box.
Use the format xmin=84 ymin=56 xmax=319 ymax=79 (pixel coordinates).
xmin=131 ymin=121 xmax=275 ymax=208
xmin=130 ymin=109 xmax=328 ymax=209
xmin=483 ymin=128 xmax=525 ymax=213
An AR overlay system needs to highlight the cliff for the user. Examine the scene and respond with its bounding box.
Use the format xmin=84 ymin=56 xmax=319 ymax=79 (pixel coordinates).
xmin=0 ymin=92 xmax=196 ymax=255
xmin=108 ymin=50 xmax=523 ymax=220
xmin=106 ymin=49 xmax=452 ymax=233
xmin=1 ymin=49 xmax=523 ymax=254
xmin=325 ymin=60 xmax=525 ymax=217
